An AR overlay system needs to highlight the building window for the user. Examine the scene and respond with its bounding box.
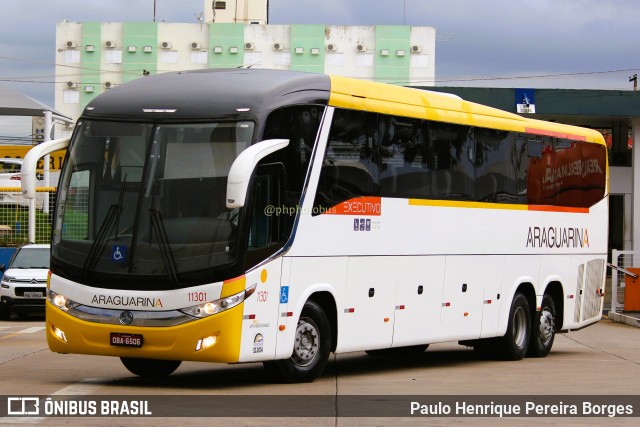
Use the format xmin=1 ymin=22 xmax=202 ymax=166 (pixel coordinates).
xmin=410 ymin=54 xmax=429 ymax=68
xmin=191 ymin=51 xmax=208 ymax=64
xmin=105 ymin=49 xmax=122 ymax=64
xmin=161 ymin=51 xmax=178 ymax=64
xmin=213 ymin=1 xmax=226 ymax=9
xmin=64 ymin=50 xmax=80 ymax=63
xmin=63 ymin=89 xmax=80 ymax=104
xmin=356 ymin=53 xmax=374 ymax=67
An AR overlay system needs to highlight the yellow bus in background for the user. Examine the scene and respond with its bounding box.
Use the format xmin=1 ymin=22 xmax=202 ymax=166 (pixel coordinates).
xmin=0 ymin=146 xmax=66 ymax=172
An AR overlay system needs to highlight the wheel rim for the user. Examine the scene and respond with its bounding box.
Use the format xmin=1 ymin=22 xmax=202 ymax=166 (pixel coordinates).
xmin=538 ymin=308 xmax=555 ymax=347
xmin=512 ymin=306 xmax=528 ymax=349
xmin=292 ymin=317 xmax=320 ymax=367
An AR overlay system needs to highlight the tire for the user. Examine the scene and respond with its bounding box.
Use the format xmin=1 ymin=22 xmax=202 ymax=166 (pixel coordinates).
xmin=0 ymin=303 xmax=10 ymax=321
xmin=365 ymin=344 xmax=429 ymax=357
xmin=120 ymin=357 xmax=181 ymax=377
xmin=528 ymin=294 xmax=556 ymax=358
xmin=495 ymin=292 xmax=531 ymax=360
xmin=263 ymin=300 xmax=331 ymax=383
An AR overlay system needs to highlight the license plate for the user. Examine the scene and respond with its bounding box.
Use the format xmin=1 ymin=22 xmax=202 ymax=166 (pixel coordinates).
xmin=23 ymin=292 xmax=43 ymax=298
xmin=110 ymin=333 xmax=143 ymax=348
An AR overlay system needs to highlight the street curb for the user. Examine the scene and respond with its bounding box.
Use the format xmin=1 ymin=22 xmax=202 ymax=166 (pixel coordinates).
xmin=607 ymin=312 xmax=640 ymax=328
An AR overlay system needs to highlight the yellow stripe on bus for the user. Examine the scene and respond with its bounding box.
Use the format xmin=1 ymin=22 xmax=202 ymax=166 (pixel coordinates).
xmin=408 ymin=199 xmax=529 ymax=211
xmin=408 ymin=199 xmax=590 ymax=213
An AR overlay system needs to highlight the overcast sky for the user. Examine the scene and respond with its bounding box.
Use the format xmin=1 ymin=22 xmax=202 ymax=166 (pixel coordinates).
xmin=1 ymin=0 xmax=639 ymax=107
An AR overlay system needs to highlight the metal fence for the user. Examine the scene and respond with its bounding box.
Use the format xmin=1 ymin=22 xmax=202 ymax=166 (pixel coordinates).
xmin=0 ymin=188 xmax=56 ymax=245
xmin=610 ymin=250 xmax=640 ymax=313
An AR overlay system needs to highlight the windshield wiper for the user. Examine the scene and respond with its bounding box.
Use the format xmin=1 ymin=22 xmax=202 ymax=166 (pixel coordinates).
xmin=81 ymin=178 xmax=127 ymax=279
xmin=81 ymin=204 xmax=118 ymax=279
xmin=113 ymin=174 xmax=127 ymax=239
xmin=149 ymin=208 xmax=180 ymax=286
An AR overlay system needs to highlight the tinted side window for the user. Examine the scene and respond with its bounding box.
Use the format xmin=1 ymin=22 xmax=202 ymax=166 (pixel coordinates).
xmin=513 ymin=135 xmax=530 ymax=204
xmin=553 ymin=139 xmax=584 ymax=207
xmin=244 ymin=105 xmax=323 ymax=268
xmin=526 ymin=135 xmax=552 ymax=205
xmin=311 ymin=109 xmax=606 ymax=211
xmin=475 ymin=129 xmax=526 ymax=203
xmin=429 ymin=122 xmax=475 ymax=200
xmin=314 ymin=110 xmax=380 ymax=213
xmin=380 ymin=117 xmax=431 ymax=198
xmin=261 ymin=105 xmax=322 ymax=231
xmin=580 ymin=142 xmax=607 ymax=207
xmin=526 ymin=137 xmax=606 ymax=208
xmin=262 ymin=105 xmax=322 ymax=195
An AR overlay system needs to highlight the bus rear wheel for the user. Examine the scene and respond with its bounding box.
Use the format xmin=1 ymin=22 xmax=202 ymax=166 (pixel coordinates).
xmin=528 ymin=294 xmax=556 ymax=357
xmin=263 ymin=300 xmax=331 ymax=383
xmin=120 ymin=357 xmax=181 ymax=377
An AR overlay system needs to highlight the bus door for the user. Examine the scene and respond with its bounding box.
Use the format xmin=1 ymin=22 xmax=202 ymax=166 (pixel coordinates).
xmin=238 ymin=164 xmax=286 ymax=362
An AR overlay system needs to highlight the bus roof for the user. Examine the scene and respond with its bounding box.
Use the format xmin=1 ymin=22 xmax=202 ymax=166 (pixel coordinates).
xmin=82 ymin=68 xmax=604 ymax=146
xmin=84 ymin=68 xmax=331 ymax=121
xmin=328 ymin=75 xmax=605 ymax=145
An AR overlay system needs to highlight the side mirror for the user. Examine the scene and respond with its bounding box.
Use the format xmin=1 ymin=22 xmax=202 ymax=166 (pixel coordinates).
xmin=226 ymin=139 xmax=289 ymax=208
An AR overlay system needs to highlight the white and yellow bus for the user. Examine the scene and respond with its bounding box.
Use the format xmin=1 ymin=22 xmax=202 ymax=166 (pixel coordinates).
xmin=24 ymin=69 xmax=608 ymax=382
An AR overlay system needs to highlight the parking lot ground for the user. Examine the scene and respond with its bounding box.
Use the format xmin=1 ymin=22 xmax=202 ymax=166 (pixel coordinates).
xmin=0 ymin=316 xmax=639 ymax=426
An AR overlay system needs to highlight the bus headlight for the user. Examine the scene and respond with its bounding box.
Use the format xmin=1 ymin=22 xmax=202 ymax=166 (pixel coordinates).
xmin=180 ymin=285 xmax=256 ymax=319
xmin=47 ymin=290 xmax=79 ymax=312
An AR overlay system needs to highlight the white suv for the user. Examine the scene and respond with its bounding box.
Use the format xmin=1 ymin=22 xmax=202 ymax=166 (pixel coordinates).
xmin=0 ymin=244 xmax=50 ymax=320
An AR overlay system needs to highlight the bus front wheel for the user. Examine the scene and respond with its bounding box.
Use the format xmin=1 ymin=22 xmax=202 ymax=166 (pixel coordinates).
xmin=120 ymin=357 xmax=181 ymax=377
xmin=496 ymin=292 xmax=531 ymax=360
xmin=263 ymin=300 xmax=331 ymax=383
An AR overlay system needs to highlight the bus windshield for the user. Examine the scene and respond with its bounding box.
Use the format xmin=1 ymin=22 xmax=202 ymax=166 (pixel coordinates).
xmin=52 ymin=120 xmax=253 ymax=290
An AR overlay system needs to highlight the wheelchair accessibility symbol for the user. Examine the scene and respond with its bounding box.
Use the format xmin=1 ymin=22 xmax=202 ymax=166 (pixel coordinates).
xmin=279 ymin=286 xmax=289 ymax=304
xmin=112 ymin=245 xmax=127 ymax=263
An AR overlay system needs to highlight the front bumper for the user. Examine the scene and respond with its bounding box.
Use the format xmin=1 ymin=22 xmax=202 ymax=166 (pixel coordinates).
xmin=46 ymin=300 xmax=243 ymax=363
